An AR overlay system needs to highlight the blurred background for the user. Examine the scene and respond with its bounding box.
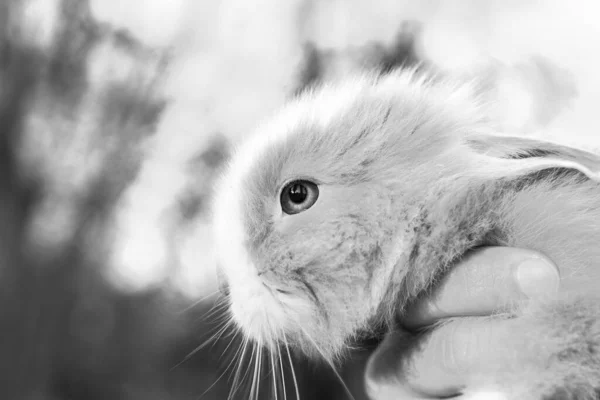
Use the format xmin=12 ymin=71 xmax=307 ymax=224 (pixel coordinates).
xmin=1 ymin=0 xmax=599 ymax=399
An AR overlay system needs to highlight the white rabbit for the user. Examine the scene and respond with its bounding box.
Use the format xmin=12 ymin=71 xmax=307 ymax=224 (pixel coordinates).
xmin=212 ymin=69 xmax=600 ymax=399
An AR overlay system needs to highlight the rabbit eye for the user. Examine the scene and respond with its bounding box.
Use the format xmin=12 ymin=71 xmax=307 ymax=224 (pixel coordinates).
xmin=280 ymin=180 xmax=319 ymax=215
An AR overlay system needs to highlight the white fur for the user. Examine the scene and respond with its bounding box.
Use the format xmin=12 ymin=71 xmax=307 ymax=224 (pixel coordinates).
xmin=212 ymin=75 xmax=389 ymax=343
xmin=213 ymin=68 xmax=600 ymax=397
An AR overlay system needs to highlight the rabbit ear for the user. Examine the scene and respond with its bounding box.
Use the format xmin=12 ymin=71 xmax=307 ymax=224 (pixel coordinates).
xmin=465 ymin=134 xmax=600 ymax=183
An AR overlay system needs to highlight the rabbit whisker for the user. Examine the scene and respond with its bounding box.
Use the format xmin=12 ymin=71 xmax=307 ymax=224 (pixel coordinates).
xmin=278 ymin=344 xmax=287 ymax=400
xmin=270 ymin=346 xmax=278 ymax=400
xmin=299 ymin=326 xmax=355 ymax=400
xmin=228 ymin=335 xmax=250 ymax=400
xmin=283 ymin=335 xmax=301 ymax=400
xmin=177 ymin=289 xmax=221 ymax=314
xmin=170 ymin=316 xmax=233 ymax=371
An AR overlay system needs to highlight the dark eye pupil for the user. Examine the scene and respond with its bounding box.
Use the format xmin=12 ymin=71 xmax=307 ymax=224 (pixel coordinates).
xmin=288 ymin=184 xmax=307 ymax=204
xmin=280 ymin=179 xmax=319 ymax=215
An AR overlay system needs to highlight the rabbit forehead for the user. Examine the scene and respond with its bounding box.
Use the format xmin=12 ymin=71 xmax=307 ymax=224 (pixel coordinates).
xmin=230 ymin=68 xmax=482 ymax=193
xmin=226 ymin=72 xmax=480 ymax=247
xmin=218 ymin=70 xmax=484 ymax=254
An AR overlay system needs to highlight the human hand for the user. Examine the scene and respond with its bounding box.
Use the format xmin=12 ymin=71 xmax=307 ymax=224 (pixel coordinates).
xmin=364 ymin=247 xmax=560 ymax=399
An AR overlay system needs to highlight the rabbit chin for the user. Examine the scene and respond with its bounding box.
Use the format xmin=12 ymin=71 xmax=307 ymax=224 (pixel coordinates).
xmin=227 ymin=270 xmax=332 ymax=356
xmin=227 ymin=275 xmax=288 ymax=348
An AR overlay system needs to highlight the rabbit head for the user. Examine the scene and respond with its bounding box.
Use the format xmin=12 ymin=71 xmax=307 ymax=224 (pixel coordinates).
xmin=212 ymin=70 xmax=600 ymax=361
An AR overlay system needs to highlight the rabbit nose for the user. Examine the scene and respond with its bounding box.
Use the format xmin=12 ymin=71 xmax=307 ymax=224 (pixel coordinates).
xmin=216 ymin=264 xmax=229 ymax=296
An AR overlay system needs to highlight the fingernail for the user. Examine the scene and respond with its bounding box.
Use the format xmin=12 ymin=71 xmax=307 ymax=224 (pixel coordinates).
xmin=515 ymin=257 xmax=560 ymax=298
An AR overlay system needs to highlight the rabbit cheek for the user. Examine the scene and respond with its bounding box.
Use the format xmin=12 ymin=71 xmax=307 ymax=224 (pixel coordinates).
xmin=222 ymin=249 xmax=296 ymax=346
xmin=213 ymin=216 xmax=289 ymax=346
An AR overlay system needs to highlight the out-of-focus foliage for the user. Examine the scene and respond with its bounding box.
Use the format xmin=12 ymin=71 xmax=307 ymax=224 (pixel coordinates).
xmin=0 ymin=1 xmax=422 ymax=399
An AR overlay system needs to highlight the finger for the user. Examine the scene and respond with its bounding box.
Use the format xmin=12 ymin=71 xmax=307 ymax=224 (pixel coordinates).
xmin=405 ymin=318 xmax=517 ymax=398
xmin=403 ymin=247 xmax=559 ymax=329
xmin=366 ymin=318 xmax=521 ymax=399
xmin=365 ymin=329 xmax=430 ymax=400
